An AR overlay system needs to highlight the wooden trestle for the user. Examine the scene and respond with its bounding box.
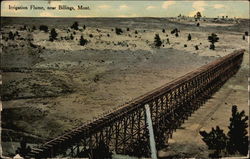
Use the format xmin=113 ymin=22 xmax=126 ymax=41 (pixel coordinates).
xmin=27 ymin=50 xmax=244 ymax=158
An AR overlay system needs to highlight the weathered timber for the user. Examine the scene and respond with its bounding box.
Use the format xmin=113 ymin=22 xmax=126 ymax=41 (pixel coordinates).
xmin=27 ymin=50 xmax=244 ymax=158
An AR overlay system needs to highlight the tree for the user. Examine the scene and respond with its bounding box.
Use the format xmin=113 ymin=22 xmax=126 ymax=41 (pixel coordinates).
xmin=196 ymin=11 xmax=202 ymax=20
xmin=200 ymin=126 xmax=228 ymax=157
xmin=200 ymin=105 xmax=249 ymax=157
xmin=227 ymin=105 xmax=248 ymax=155
xmin=79 ymin=35 xmax=87 ymax=46
xmin=70 ymin=34 xmax=74 ymax=40
xmin=208 ymin=33 xmax=219 ymax=50
xmin=188 ymin=34 xmax=192 ymax=41
xmin=49 ymin=28 xmax=58 ymax=41
xmin=115 ymin=28 xmax=123 ymax=35
xmin=154 ymin=34 xmax=162 ymax=48
xmin=71 ymin=21 xmax=79 ymax=30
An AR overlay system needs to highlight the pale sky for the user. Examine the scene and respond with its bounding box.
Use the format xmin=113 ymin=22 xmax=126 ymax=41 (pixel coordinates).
xmin=1 ymin=1 xmax=249 ymax=18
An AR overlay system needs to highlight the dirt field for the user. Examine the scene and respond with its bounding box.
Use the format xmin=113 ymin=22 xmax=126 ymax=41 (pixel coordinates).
xmin=1 ymin=17 xmax=249 ymax=157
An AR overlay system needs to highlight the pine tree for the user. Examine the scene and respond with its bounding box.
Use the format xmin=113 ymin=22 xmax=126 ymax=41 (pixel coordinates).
xmin=154 ymin=34 xmax=162 ymax=48
xmin=227 ymin=105 xmax=248 ymax=155
xmin=208 ymin=33 xmax=219 ymax=50
xmin=71 ymin=21 xmax=79 ymax=30
xmin=188 ymin=34 xmax=192 ymax=41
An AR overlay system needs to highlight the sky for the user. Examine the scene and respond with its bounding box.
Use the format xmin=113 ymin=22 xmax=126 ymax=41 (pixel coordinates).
xmin=1 ymin=1 xmax=249 ymax=18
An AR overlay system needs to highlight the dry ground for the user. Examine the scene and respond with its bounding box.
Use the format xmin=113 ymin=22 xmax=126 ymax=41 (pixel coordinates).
xmin=1 ymin=17 xmax=249 ymax=157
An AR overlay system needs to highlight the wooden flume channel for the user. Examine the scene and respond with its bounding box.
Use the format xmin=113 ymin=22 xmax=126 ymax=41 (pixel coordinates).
xmin=27 ymin=50 xmax=244 ymax=158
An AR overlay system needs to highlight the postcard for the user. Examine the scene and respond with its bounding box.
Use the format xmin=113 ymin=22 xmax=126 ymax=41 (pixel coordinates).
xmin=1 ymin=1 xmax=249 ymax=158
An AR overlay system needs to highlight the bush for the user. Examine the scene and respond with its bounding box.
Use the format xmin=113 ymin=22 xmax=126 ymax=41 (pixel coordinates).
xmin=71 ymin=21 xmax=79 ymax=30
xmin=154 ymin=34 xmax=162 ymax=48
xmin=115 ymin=28 xmax=123 ymax=35
xmin=79 ymin=35 xmax=88 ymax=46
xmin=244 ymin=31 xmax=248 ymax=36
xmin=242 ymin=35 xmax=245 ymax=40
xmin=166 ymin=38 xmax=170 ymax=44
xmin=162 ymin=29 xmax=165 ymax=33
xmin=89 ymin=34 xmax=93 ymax=38
xmin=200 ymin=105 xmax=249 ymax=157
xmin=135 ymin=30 xmax=138 ymax=34
xmin=127 ymin=28 xmax=130 ymax=31
xmin=39 ymin=25 xmax=49 ymax=32
xmin=197 ymin=23 xmax=200 ymax=27
xmin=171 ymin=28 xmax=178 ymax=34
xmin=49 ymin=28 xmax=58 ymax=41
xmin=200 ymin=126 xmax=228 ymax=158
xmin=70 ymin=34 xmax=74 ymax=40
xmin=175 ymin=32 xmax=179 ymax=37
xmin=9 ymin=31 xmax=15 ymax=40
xmin=188 ymin=34 xmax=192 ymax=41
xmin=195 ymin=45 xmax=199 ymax=50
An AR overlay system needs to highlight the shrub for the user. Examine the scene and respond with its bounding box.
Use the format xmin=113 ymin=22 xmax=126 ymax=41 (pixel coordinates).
xmin=79 ymin=35 xmax=87 ymax=46
xmin=107 ymin=34 xmax=110 ymax=37
xmin=184 ymin=44 xmax=187 ymax=47
xmin=175 ymin=32 xmax=179 ymax=37
xmin=115 ymin=28 xmax=123 ymax=35
xmin=83 ymin=25 xmax=86 ymax=30
xmin=166 ymin=38 xmax=170 ymax=44
xmin=197 ymin=23 xmax=200 ymax=27
xmin=188 ymin=34 xmax=192 ymax=41
xmin=195 ymin=45 xmax=199 ymax=50
xmin=135 ymin=30 xmax=138 ymax=34
xmin=49 ymin=28 xmax=58 ymax=41
xmin=171 ymin=28 xmax=178 ymax=34
xmin=9 ymin=31 xmax=15 ymax=40
xmin=242 ymin=35 xmax=245 ymax=40
xmin=244 ymin=31 xmax=248 ymax=36
xmin=89 ymin=34 xmax=93 ymax=38
xmin=162 ymin=29 xmax=165 ymax=33
xmin=200 ymin=126 xmax=228 ymax=158
xmin=71 ymin=21 xmax=79 ymax=30
xmin=200 ymin=105 xmax=249 ymax=157
xmin=70 ymin=34 xmax=74 ymax=40
xmin=208 ymin=33 xmax=219 ymax=50
xmin=127 ymin=28 xmax=130 ymax=31
xmin=39 ymin=25 xmax=49 ymax=32
xmin=154 ymin=34 xmax=162 ymax=48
